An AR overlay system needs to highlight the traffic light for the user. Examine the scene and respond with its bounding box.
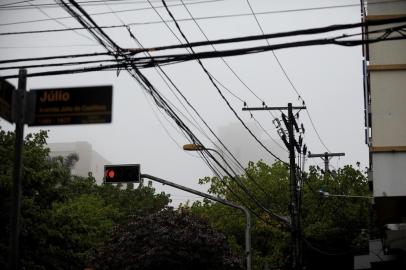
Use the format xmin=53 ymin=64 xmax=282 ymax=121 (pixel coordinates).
xmin=104 ymin=164 xmax=141 ymax=183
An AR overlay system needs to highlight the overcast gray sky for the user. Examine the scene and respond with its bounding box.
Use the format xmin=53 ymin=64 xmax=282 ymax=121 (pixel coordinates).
xmin=0 ymin=0 xmax=368 ymax=205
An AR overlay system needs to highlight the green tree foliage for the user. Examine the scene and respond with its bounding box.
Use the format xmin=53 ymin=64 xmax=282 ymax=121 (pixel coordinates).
xmin=91 ymin=209 xmax=243 ymax=270
xmin=187 ymin=160 xmax=371 ymax=269
xmin=0 ymin=128 xmax=170 ymax=269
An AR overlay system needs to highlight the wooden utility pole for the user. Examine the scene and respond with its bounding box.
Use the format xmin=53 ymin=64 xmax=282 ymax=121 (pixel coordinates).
xmin=243 ymin=102 xmax=305 ymax=270
xmin=308 ymin=152 xmax=345 ymax=176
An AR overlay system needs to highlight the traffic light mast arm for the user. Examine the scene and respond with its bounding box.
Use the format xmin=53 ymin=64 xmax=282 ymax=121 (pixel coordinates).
xmin=140 ymin=173 xmax=252 ymax=270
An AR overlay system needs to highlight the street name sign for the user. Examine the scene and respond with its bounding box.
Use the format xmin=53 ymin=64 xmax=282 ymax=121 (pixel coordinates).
xmin=0 ymin=78 xmax=15 ymax=123
xmin=27 ymin=85 xmax=112 ymax=126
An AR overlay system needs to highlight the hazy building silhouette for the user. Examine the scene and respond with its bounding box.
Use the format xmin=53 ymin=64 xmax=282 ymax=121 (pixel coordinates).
xmin=48 ymin=141 xmax=110 ymax=184
xmin=215 ymin=122 xmax=288 ymax=169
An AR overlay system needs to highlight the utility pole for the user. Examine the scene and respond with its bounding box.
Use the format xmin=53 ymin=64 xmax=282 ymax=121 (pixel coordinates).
xmin=308 ymin=152 xmax=345 ymax=176
xmin=10 ymin=69 xmax=27 ymax=270
xmin=243 ymin=102 xmax=306 ymax=270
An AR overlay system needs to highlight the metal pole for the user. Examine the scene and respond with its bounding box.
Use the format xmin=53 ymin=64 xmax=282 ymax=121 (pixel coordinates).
xmin=241 ymin=206 xmax=251 ymax=270
xmin=10 ymin=69 xmax=27 ymax=270
xmin=141 ymin=174 xmax=251 ymax=270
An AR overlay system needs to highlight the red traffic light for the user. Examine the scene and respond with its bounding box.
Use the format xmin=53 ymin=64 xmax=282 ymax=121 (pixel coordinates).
xmin=104 ymin=164 xmax=141 ymax=183
xmin=105 ymin=169 xmax=115 ymax=179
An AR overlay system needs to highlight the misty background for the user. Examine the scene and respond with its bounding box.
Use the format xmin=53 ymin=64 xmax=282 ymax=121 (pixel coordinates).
xmin=0 ymin=0 xmax=368 ymax=205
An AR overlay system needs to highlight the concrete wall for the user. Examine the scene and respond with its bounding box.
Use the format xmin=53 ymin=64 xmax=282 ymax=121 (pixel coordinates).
xmin=370 ymin=71 xmax=406 ymax=146
xmin=367 ymin=0 xmax=406 ymax=16
xmin=368 ymin=24 xmax=406 ymax=65
xmin=372 ymin=152 xmax=406 ymax=197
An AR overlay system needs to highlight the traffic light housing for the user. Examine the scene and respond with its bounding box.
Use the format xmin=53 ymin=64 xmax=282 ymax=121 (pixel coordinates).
xmin=104 ymin=164 xmax=141 ymax=183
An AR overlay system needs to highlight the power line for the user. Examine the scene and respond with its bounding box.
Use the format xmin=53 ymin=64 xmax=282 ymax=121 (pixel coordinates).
xmin=2 ymin=26 xmax=404 ymax=78
xmin=126 ymin=16 xmax=406 ymax=55
xmin=0 ymin=52 xmax=111 ymax=64
xmin=57 ymin=0 xmax=121 ymax=51
xmin=0 ymin=0 xmax=400 ymax=27
xmin=54 ymin=0 xmax=247 ymax=214
xmin=2 ymin=17 xmax=400 ymax=63
xmin=0 ymin=0 xmax=209 ymax=9
xmin=251 ymin=115 xmax=287 ymax=153
xmin=130 ymin=33 xmax=406 ymax=68
xmin=0 ymin=0 xmax=34 ymax=7
xmin=108 ymin=0 xmax=232 ymax=174
xmin=179 ymin=0 xmax=282 ymax=132
xmin=28 ymin=1 xmax=96 ymax=43
xmin=0 ymin=44 xmax=98 ymax=49
xmin=144 ymin=0 xmax=280 ymax=179
xmin=159 ymin=1 xmax=293 ymax=217
xmin=0 ymin=58 xmax=117 ymax=70
xmin=0 ymin=0 xmax=221 ymax=25
xmin=245 ymin=0 xmax=330 ymax=154
xmin=89 ymin=0 xmax=283 ymax=226
xmin=104 ymin=0 xmax=238 ymax=175
xmin=180 ymin=0 xmax=265 ymax=103
xmin=159 ymin=0 xmax=286 ymax=162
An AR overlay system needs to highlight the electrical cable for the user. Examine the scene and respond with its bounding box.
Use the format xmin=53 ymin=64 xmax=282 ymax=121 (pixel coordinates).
xmin=141 ymin=87 xmax=187 ymax=150
xmin=28 ymin=0 xmax=96 ymax=43
xmin=0 ymin=52 xmax=111 ymax=64
xmin=149 ymin=0 xmax=277 ymax=178
xmin=0 ymin=0 xmax=223 ymax=27
xmin=180 ymin=0 xmax=264 ymax=103
xmin=2 ymin=18 xmax=403 ymax=61
xmin=159 ymin=0 xmax=297 ymax=219
xmin=0 ymin=0 xmax=206 ymax=9
xmin=2 ymin=26 xmax=404 ymax=79
xmin=0 ymin=58 xmax=117 ymax=70
xmin=0 ymin=44 xmax=99 ymax=49
xmin=245 ymin=0 xmax=314 ymax=144
xmin=137 ymin=61 xmax=290 ymax=224
xmin=58 ymin=0 xmax=121 ymax=51
xmin=56 ymin=0 xmax=287 ymax=226
xmin=158 ymin=68 xmax=248 ymax=172
xmin=126 ymin=16 xmax=406 ymax=54
xmin=107 ymin=2 xmax=231 ymax=174
xmin=251 ymin=115 xmax=287 ymax=153
xmin=248 ymin=2 xmax=309 ymax=253
xmin=179 ymin=0 xmax=283 ymax=144
xmin=160 ymin=0 xmax=286 ymax=164
xmin=0 ymin=0 xmax=34 ymax=7
xmin=130 ymin=31 xmax=406 ymax=67
xmin=1 ymin=0 xmax=403 ymax=26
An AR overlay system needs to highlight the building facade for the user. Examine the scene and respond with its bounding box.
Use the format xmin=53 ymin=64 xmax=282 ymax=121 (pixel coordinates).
xmin=362 ymin=0 xmax=406 ymax=267
xmin=48 ymin=141 xmax=110 ymax=184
